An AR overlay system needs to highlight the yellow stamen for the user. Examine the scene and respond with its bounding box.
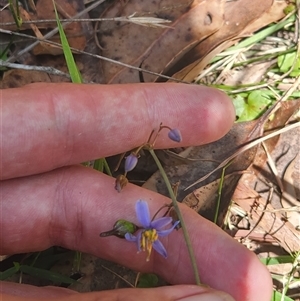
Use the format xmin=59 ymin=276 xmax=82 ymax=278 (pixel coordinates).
xmin=140 ymin=229 xmax=158 ymax=261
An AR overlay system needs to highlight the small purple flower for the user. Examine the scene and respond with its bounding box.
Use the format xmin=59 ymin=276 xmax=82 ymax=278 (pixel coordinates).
xmin=168 ymin=128 xmax=182 ymax=143
xmin=125 ymin=153 xmax=138 ymax=173
xmin=125 ymin=200 xmax=180 ymax=261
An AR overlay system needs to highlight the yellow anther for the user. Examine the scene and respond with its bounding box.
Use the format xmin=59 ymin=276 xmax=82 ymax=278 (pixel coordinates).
xmin=141 ymin=232 xmax=146 ymax=251
xmin=140 ymin=229 xmax=159 ymax=261
xmin=150 ymin=229 xmax=158 ymax=241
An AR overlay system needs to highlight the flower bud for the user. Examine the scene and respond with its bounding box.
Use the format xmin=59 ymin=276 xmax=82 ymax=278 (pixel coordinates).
xmin=168 ymin=128 xmax=182 ymax=143
xmin=125 ymin=153 xmax=138 ymax=172
xmin=115 ymin=174 xmax=128 ymax=193
xmin=169 ymin=207 xmax=181 ymax=230
xmin=100 ymin=219 xmax=138 ymax=238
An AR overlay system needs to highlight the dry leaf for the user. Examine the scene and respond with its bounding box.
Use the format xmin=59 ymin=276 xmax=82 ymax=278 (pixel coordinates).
xmin=233 ymin=180 xmax=300 ymax=253
xmin=98 ymin=0 xmax=225 ymax=83
xmin=0 ymin=69 xmax=51 ymax=89
xmin=173 ymin=0 xmax=286 ymax=81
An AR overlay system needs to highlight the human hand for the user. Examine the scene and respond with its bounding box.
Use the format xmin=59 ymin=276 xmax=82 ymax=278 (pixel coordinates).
xmin=1 ymin=83 xmax=272 ymax=301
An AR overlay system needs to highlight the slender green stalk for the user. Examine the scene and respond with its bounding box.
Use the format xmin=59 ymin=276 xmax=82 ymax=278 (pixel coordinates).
xmin=103 ymin=158 xmax=112 ymax=176
xmin=74 ymin=250 xmax=82 ymax=272
xmin=148 ymin=149 xmax=201 ymax=285
xmin=214 ymin=169 xmax=225 ymax=224
xmin=280 ymin=251 xmax=300 ymax=301
xmin=8 ymin=0 xmax=22 ymax=29
xmin=30 ymin=252 xmax=41 ymax=267
xmin=214 ymin=163 xmax=230 ymax=224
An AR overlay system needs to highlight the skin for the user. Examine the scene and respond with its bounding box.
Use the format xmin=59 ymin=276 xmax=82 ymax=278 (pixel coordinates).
xmin=0 ymin=83 xmax=272 ymax=301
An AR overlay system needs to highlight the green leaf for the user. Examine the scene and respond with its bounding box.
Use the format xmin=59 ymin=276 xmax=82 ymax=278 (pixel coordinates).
xmin=19 ymin=265 xmax=77 ymax=284
xmin=232 ymin=94 xmax=247 ymax=119
xmin=278 ymin=52 xmax=300 ymax=77
xmin=271 ymin=290 xmax=294 ymax=301
xmin=233 ymin=90 xmax=273 ymax=122
xmin=261 ymin=255 xmax=295 ymax=266
xmin=0 ymin=262 xmax=20 ymax=280
xmin=137 ymin=273 xmax=159 ymax=288
xmin=284 ymin=4 xmax=296 ymax=15
xmin=52 ymin=0 xmax=82 ymax=83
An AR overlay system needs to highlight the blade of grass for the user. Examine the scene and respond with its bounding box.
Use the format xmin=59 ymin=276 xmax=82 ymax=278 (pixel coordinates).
xmin=261 ymin=255 xmax=296 ymax=266
xmin=0 ymin=263 xmax=20 ymax=280
xmin=8 ymin=0 xmax=22 ymax=29
xmin=214 ymin=163 xmax=232 ymax=224
xmin=211 ymin=14 xmax=296 ymax=64
xmin=52 ymin=0 xmax=82 ymax=83
xmin=19 ymin=265 xmax=77 ymax=284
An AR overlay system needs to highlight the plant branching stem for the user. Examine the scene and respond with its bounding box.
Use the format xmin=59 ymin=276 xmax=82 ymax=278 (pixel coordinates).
xmin=148 ymin=149 xmax=201 ymax=285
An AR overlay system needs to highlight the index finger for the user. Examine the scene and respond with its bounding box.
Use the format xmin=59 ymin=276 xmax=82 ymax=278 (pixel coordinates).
xmin=1 ymin=83 xmax=235 ymax=179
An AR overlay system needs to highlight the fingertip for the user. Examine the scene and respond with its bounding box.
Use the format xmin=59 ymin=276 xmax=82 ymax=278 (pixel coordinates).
xmin=148 ymin=84 xmax=235 ymax=147
xmin=183 ymin=85 xmax=235 ymax=144
xmin=243 ymin=252 xmax=273 ymax=301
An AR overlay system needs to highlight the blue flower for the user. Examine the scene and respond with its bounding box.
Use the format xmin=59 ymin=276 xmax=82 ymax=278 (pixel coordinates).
xmin=125 ymin=200 xmax=180 ymax=261
xmin=125 ymin=153 xmax=138 ymax=173
xmin=168 ymin=128 xmax=182 ymax=143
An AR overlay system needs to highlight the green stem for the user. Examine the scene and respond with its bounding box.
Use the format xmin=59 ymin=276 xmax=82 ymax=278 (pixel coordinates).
xmin=215 ymin=162 xmax=232 ymax=224
xmin=214 ymin=166 xmax=226 ymax=224
xmin=148 ymin=149 xmax=201 ymax=285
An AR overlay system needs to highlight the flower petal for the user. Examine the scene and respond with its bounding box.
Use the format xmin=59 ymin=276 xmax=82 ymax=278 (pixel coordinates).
xmin=136 ymin=230 xmax=143 ymax=252
xmin=150 ymin=217 xmax=172 ymax=230
xmin=168 ymin=128 xmax=182 ymax=143
xmin=157 ymin=220 xmax=180 ymax=237
xmin=125 ymin=153 xmax=138 ymax=172
xmin=135 ymin=200 xmax=151 ymax=228
xmin=152 ymin=239 xmax=167 ymax=258
xmin=124 ymin=233 xmax=137 ymax=242
xmin=125 ymin=230 xmax=143 ymax=252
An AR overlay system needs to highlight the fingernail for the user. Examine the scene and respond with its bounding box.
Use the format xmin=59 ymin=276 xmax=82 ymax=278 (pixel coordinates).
xmin=178 ymin=291 xmax=235 ymax=301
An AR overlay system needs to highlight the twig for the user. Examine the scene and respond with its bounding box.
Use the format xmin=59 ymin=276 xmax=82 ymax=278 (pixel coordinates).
xmin=101 ymin=265 xmax=134 ymax=288
xmin=0 ymin=60 xmax=71 ymax=79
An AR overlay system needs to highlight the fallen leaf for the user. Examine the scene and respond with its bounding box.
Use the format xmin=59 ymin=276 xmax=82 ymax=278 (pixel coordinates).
xmin=233 ymin=180 xmax=300 ymax=253
xmin=0 ymin=69 xmax=51 ymax=89
xmin=172 ymin=0 xmax=286 ymax=82
xmin=98 ymin=0 xmax=225 ymax=83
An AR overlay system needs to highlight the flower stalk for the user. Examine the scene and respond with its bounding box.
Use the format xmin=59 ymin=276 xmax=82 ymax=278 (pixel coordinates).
xmin=148 ymin=148 xmax=201 ymax=285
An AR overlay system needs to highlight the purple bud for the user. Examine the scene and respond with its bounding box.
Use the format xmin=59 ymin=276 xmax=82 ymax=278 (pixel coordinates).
xmin=168 ymin=128 xmax=182 ymax=143
xmin=125 ymin=153 xmax=138 ymax=172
